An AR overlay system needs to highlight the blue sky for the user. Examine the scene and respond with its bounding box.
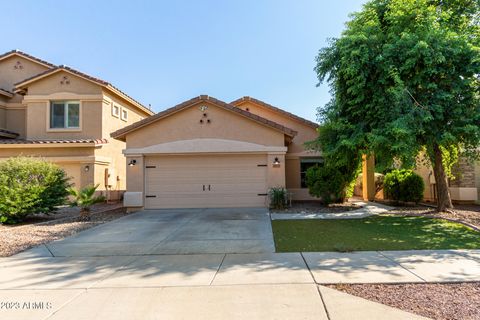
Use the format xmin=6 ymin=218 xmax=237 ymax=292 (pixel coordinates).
xmin=1 ymin=0 xmax=365 ymax=122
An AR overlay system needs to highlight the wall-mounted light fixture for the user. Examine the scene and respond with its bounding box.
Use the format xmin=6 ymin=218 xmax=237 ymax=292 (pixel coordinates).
xmin=273 ymin=157 xmax=280 ymax=167
xmin=84 ymin=165 xmax=90 ymax=172
xmin=128 ymin=159 xmax=137 ymax=166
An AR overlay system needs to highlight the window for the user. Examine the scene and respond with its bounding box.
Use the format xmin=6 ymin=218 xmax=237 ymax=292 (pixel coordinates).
xmin=300 ymin=158 xmax=324 ymax=188
xmin=112 ymin=104 xmax=120 ymax=118
xmin=50 ymin=101 xmax=80 ymax=129
xmin=121 ymin=108 xmax=128 ymax=121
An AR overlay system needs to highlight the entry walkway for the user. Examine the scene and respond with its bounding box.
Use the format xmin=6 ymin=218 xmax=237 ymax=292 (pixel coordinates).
xmin=270 ymin=201 xmax=394 ymax=220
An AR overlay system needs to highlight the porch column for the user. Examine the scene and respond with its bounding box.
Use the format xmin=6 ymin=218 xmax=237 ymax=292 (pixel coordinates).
xmin=362 ymin=154 xmax=375 ymax=201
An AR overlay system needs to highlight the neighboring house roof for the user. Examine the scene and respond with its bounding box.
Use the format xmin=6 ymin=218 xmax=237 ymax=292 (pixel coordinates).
xmin=0 ymin=138 xmax=108 ymax=145
xmin=231 ymin=96 xmax=319 ymax=129
xmin=111 ymin=95 xmax=298 ymax=141
xmin=0 ymin=128 xmax=19 ymax=139
xmin=0 ymin=50 xmax=56 ymax=68
xmin=0 ymin=88 xmax=13 ymax=98
xmin=13 ymin=65 xmax=154 ymax=116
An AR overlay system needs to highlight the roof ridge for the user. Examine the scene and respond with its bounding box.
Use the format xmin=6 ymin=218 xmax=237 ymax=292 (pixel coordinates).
xmin=0 ymin=50 xmax=57 ymax=68
xmin=231 ymin=96 xmax=318 ymax=129
xmin=111 ymin=95 xmax=298 ymax=140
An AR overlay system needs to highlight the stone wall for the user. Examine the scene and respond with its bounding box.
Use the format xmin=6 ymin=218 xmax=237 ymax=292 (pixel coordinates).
xmin=449 ymin=157 xmax=476 ymax=188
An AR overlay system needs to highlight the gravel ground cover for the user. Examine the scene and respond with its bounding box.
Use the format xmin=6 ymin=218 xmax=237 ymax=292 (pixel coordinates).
xmin=330 ymin=283 xmax=480 ymax=320
xmin=0 ymin=203 xmax=128 ymax=257
xmin=387 ymin=204 xmax=480 ymax=230
xmin=271 ymin=201 xmax=361 ymax=214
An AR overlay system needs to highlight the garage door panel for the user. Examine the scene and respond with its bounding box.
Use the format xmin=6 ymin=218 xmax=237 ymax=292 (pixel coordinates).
xmin=145 ymin=155 xmax=268 ymax=209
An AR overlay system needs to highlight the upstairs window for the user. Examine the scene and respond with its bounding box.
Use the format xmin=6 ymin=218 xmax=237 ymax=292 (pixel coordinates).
xmin=50 ymin=101 xmax=80 ymax=129
xmin=112 ymin=104 xmax=120 ymax=118
xmin=300 ymin=158 xmax=324 ymax=188
xmin=121 ymin=108 xmax=128 ymax=121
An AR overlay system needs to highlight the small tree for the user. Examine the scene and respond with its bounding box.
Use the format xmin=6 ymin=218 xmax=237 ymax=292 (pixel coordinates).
xmin=68 ymin=184 xmax=105 ymax=221
xmin=0 ymin=157 xmax=70 ymax=224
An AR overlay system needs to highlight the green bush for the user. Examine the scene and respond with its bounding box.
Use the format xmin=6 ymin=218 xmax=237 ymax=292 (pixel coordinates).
xmin=68 ymin=184 xmax=105 ymax=220
xmin=0 ymin=157 xmax=71 ymax=224
xmin=269 ymin=187 xmax=287 ymax=210
xmin=383 ymin=169 xmax=424 ymax=203
xmin=306 ymin=164 xmax=355 ymax=205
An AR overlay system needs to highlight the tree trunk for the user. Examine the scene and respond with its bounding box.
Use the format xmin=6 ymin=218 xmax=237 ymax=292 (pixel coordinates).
xmin=432 ymin=143 xmax=453 ymax=212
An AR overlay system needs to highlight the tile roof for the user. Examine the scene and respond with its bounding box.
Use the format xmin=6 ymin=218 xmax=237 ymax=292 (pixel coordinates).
xmin=0 ymin=50 xmax=56 ymax=68
xmin=231 ymin=96 xmax=319 ymax=129
xmin=0 ymin=138 xmax=108 ymax=145
xmin=111 ymin=95 xmax=298 ymax=141
xmin=0 ymin=88 xmax=13 ymax=98
xmin=14 ymin=66 xmax=153 ymax=116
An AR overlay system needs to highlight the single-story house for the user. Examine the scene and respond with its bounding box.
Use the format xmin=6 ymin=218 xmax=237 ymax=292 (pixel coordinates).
xmin=111 ymin=95 xmax=324 ymax=210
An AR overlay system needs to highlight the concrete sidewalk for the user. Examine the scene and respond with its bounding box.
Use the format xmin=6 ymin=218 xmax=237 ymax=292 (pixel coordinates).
xmin=1 ymin=249 xmax=479 ymax=319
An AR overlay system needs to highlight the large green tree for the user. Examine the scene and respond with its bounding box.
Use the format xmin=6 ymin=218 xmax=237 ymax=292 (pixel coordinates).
xmin=314 ymin=0 xmax=480 ymax=211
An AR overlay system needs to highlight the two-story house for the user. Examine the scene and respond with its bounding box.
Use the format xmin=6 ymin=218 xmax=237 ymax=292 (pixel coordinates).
xmin=0 ymin=50 xmax=153 ymax=200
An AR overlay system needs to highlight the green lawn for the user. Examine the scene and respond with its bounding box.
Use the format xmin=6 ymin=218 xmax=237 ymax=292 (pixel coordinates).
xmin=272 ymin=215 xmax=480 ymax=252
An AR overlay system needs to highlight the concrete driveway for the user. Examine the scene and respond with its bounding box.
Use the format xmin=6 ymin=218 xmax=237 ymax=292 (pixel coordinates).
xmin=46 ymin=207 xmax=275 ymax=257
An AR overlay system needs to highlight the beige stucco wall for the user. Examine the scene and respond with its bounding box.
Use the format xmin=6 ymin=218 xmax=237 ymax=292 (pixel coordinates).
xmin=0 ymin=106 xmax=5 ymax=128
xmin=0 ymin=55 xmax=50 ymax=92
xmin=95 ymin=92 xmax=151 ymax=194
xmin=233 ymin=100 xmax=320 ymax=201
xmin=5 ymin=107 xmax=26 ymax=137
xmin=0 ymin=55 xmax=45 ymax=137
xmin=414 ymin=157 xmax=436 ymax=202
xmin=233 ymin=101 xmax=318 ymax=154
xmin=126 ymin=101 xmax=286 ymax=148
xmin=25 ymin=100 xmax=102 ymax=140
xmin=27 ymin=71 xmax=103 ymax=96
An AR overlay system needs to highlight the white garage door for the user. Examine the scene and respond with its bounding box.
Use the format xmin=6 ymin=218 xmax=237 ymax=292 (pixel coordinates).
xmin=144 ymin=154 xmax=268 ymax=209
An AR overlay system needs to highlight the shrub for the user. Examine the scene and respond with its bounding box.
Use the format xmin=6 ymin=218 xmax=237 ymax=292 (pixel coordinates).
xmin=306 ymin=164 xmax=356 ymax=205
xmin=68 ymin=184 xmax=105 ymax=220
xmin=0 ymin=157 xmax=70 ymax=224
xmin=269 ymin=187 xmax=287 ymax=210
xmin=383 ymin=169 xmax=424 ymax=203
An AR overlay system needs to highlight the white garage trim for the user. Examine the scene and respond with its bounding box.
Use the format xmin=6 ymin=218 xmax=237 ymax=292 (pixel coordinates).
xmin=124 ymin=138 xmax=287 ymax=155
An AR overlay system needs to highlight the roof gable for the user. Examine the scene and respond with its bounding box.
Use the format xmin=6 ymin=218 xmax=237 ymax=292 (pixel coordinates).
xmin=231 ymin=96 xmax=318 ymax=129
xmin=0 ymin=50 xmax=56 ymax=69
xmin=111 ymin=95 xmax=298 ymax=141
xmin=14 ymin=66 xmax=153 ymax=116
